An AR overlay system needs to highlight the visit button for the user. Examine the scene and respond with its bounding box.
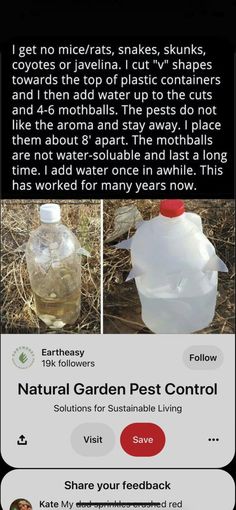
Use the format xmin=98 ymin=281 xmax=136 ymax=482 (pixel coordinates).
xmin=120 ymin=422 xmax=166 ymax=456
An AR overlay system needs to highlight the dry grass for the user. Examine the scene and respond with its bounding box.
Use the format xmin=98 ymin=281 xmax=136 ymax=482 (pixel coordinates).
xmin=103 ymin=199 xmax=235 ymax=334
xmin=1 ymin=200 xmax=100 ymax=334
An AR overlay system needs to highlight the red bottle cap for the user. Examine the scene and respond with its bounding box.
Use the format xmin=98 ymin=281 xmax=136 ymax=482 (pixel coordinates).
xmin=160 ymin=199 xmax=185 ymax=218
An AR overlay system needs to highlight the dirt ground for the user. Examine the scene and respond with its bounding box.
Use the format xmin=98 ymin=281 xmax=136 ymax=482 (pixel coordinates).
xmin=1 ymin=200 xmax=100 ymax=334
xmin=103 ymin=199 xmax=235 ymax=334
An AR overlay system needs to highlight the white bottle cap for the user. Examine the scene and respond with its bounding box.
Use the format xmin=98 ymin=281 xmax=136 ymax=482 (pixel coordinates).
xmin=40 ymin=204 xmax=61 ymax=223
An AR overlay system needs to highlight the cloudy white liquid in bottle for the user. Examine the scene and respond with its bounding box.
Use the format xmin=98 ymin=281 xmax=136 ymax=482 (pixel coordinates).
xmin=26 ymin=204 xmax=81 ymax=329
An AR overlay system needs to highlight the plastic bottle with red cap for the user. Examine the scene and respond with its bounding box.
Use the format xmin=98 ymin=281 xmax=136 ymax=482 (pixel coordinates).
xmin=116 ymin=199 xmax=228 ymax=334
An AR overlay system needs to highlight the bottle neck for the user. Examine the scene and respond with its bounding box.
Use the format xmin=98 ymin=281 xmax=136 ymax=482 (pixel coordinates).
xmin=159 ymin=212 xmax=186 ymax=223
xmin=40 ymin=221 xmax=61 ymax=227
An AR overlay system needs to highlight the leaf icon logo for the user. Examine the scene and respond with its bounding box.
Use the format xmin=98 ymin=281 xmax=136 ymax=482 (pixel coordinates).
xmin=19 ymin=352 xmax=28 ymax=364
xmin=12 ymin=346 xmax=35 ymax=368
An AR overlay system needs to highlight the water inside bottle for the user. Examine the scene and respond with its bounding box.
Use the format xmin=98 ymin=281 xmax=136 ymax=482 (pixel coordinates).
xmin=34 ymin=286 xmax=81 ymax=329
xmin=31 ymin=262 xmax=81 ymax=329
xmin=139 ymin=286 xmax=216 ymax=334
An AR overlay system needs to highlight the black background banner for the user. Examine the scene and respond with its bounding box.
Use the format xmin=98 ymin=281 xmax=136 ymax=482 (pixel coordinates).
xmin=0 ymin=37 xmax=234 ymax=199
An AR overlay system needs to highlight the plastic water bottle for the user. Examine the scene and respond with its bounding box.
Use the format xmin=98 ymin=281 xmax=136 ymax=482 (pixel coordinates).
xmin=116 ymin=200 xmax=228 ymax=333
xmin=26 ymin=204 xmax=81 ymax=329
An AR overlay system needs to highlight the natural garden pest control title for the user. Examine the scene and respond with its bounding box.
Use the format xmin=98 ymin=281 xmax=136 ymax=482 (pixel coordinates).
xmin=17 ymin=381 xmax=218 ymax=396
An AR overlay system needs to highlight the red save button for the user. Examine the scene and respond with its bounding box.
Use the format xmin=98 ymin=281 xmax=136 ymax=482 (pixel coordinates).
xmin=120 ymin=422 xmax=166 ymax=456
